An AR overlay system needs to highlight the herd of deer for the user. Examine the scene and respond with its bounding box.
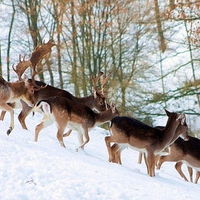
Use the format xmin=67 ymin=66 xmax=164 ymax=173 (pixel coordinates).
xmin=0 ymin=39 xmax=200 ymax=184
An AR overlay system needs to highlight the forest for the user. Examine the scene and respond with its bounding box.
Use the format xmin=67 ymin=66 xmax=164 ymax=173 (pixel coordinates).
xmin=0 ymin=0 xmax=200 ymax=134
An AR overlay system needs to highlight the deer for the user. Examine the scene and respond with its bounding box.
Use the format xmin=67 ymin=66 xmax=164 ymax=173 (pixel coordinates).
xmin=157 ymin=135 xmax=200 ymax=184
xmin=0 ymin=76 xmax=35 ymax=135
xmin=105 ymin=110 xmax=189 ymax=177
xmin=0 ymin=72 xmax=110 ymax=131
xmin=111 ymin=123 xmax=188 ymax=166
xmin=34 ymin=96 xmax=119 ymax=150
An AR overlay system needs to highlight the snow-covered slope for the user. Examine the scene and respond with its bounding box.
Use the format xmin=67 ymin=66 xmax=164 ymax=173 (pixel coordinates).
xmin=0 ymin=111 xmax=199 ymax=200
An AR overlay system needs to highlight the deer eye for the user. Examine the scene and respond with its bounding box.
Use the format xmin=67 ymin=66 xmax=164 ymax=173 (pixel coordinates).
xmin=30 ymin=88 xmax=34 ymax=94
xmin=99 ymin=101 xmax=104 ymax=105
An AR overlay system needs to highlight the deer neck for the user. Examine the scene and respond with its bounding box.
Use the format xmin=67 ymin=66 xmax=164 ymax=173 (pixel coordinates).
xmin=8 ymin=81 xmax=26 ymax=98
xmin=162 ymin=117 xmax=180 ymax=145
xmin=73 ymin=95 xmax=95 ymax=108
xmin=94 ymin=109 xmax=114 ymax=126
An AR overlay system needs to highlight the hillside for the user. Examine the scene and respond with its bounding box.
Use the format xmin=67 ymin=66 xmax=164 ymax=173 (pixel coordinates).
xmin=0 ymin=110 xmax=199 ymax=200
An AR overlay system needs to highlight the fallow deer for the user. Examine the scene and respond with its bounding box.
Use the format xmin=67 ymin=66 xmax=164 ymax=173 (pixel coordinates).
xmin=157 ymin=135 xmax=200 ymax=184
xmin=105 ymin=110 xmax=189 ymax=177
xmin=34 ymin=97 xmax=119 ymax=150
xmin=111 ymin=123 xmax=188 ymax=166
xmin=0 ymin=76 xmax=35 ymax=135
xmin=1 ymin=72 xmax=109 ymax=131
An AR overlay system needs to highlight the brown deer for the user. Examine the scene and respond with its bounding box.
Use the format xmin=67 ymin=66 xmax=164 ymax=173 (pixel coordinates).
xmin=0 ymin=76 xmax=35 ymax=135
xmin=105 ymin=110 xmax=189 ymax=177
xmin=1 ymin=72 xmax=109 ymax=131
xmin=34 ymin=97 xmax=119 ymax=150
xmin=111 ymin=123 xmax=188 ymax=166
xmin=157 ymin=135 xmax=200 ymax=184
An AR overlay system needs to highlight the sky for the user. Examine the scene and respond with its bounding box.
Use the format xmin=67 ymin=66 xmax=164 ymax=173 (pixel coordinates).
xmin=0 ymin=110 xmax=199 ymax=200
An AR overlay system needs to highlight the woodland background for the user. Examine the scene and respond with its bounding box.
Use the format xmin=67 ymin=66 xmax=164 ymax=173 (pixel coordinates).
xmin=0 ymin=0 xmax=200 ymax=134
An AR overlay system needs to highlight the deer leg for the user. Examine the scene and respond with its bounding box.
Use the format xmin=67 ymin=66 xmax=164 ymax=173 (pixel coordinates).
xmin=35 ymin=115 xmax=53 ymax=142
xmin=76 ymin=132 xmax=84 ymax=148
xmin=146 ymin=151 xmax=155 ymax=177
xmin=56 ymin=127 xmax=66 ymax=148
xmin=194 ymin=171 xmax=200 ymax=184
xmin=138 ymin=152 xmax=143 ymax=164
xmin=63 ymin=129 xmax=72 ymax=137
xmin=0 ymin=104 xmax=14 ymax=135
xmin=105 ymin=136 xmax=115 ymax=162
xmin=111 ymin=143 xmax=119 ymax=164
xmin=115 ymin=149 xmax=122 ymax=164
xmin=175 ymin=162 xmax=189 ymax=182
xmin=111 ymin=144 xmax=125 ymax=164
xmin=0 ymin=110 xmax=6 ymax=121
xmin=18 ymin=101 xmax=33 ymax=130
xmin=76 ymin=128 xmax=90 ymax=151
xmin=187 ymin=166 xmax=193 ymax=182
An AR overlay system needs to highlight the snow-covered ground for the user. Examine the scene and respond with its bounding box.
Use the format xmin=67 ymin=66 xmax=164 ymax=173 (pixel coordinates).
xmin=0 ymin=110 xmax=199 ymax=200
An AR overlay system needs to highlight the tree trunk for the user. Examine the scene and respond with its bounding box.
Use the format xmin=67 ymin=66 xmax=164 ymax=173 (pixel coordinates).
xmin=6 ymin=0 xmax=16 ymax=81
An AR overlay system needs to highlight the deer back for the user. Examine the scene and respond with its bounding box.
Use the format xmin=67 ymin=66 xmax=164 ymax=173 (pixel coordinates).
xmin=32 ymin=80 xmax=107 ymax=112
xmin=110 ymin=111 xmax=187 ymax=150
xmin=36 ymin=96 xmax=118 ymax=128
xmin=36 ymin=96 xmax=98 ymax=128
xmin=173 ymin=136 xmax=200 ymax=162
xmin=110 ymin=116 xmax=158 ymax=140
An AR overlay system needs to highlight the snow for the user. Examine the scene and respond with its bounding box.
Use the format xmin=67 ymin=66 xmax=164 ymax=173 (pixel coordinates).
xmin=0 ymin=110 xmax=199 ymax=200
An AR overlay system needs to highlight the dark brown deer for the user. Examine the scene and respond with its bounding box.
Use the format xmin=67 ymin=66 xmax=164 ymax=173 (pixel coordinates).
xmin=34 ymin=97 xmax=119 ymax=150
xmin=105 ymin=110 xmax=189 ymax=177
xmin=157 ymin=135 xmax=200 ymax=184
xmin=0 ymin=76 xmax=35 ymax=135
xmin=1 ymin=72 xmax=109 ymax=131
xmin=111 ymin=123 xmax=188 ymax=165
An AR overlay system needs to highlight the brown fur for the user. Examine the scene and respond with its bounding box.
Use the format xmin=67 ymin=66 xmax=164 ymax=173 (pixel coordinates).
xmin=112 ymin=122 xmax=188 ymax=166
xmin=157 ymin=135 xmax=200 ymax=184
xmin=0 ymin=76 xmax=35 ymax=135
xmin=34 ymin=97 xmax=119 ymax=150
xmin=105 ymin=110 xmax=188 ymax=177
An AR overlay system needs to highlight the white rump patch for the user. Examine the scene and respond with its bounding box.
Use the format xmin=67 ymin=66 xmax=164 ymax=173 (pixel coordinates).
xmin=41 ymin=102 xmax=51 ymax=114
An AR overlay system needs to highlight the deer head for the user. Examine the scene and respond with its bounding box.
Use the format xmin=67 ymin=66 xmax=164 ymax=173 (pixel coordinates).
xmin=91 ymin=71 xmax=110 ymax=109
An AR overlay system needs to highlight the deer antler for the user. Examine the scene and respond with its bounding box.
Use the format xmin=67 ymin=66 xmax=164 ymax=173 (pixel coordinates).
xmin=12 ymin=54 xmax=32 ymax=80
xmin=91 ymin=71 xmax=104 ymax=95
xmin=30 ymin=39 xmax=55 ymax=77
xmin=30 ymin=39 xmax=55 ymax=88
xmin=100 ymin=73 xmax=111 ymax=95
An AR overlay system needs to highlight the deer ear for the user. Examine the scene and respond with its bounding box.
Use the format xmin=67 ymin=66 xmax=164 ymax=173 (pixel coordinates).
xmin=23 ymin=75 xmax=29 ymax=86
xmin=111 ymin=102 xmax=116 ymax=113
xmin=165 ymin=109 xmax=170 ymax=116
xmin=180 ymin=113 xmax=186 ymax=125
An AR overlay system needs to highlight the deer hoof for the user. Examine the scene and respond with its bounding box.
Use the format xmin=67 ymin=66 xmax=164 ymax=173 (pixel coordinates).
xmin=7 ymin=127 xmax=13 ymax=135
